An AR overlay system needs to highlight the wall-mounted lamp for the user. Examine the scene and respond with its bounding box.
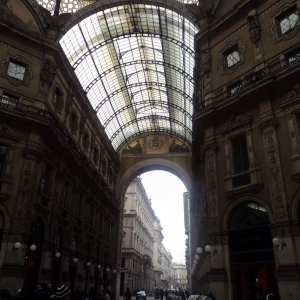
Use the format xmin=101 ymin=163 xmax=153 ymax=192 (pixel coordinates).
xmin=193 ymin=260 xmax=198 ymax=265
xmin=30 ymin=244 xmax=37 ymax=251
xmin=113 ymin=270 xmax=116 ymax=273
xmin=205 ymin=245 xmax=217 ymax=257
xmin=194 ymin=254 xmax=200 ymax=261
xmin=87 ymin=262 xmax=91 ymax=267
xmin=272 ymin=237 xmax=286 ymax=252
xmin=55 ymin=252 xmax=61 ymax=258
xmin=97 ymin=264 xmax=101 ymax=269
xmin=196 ymin=247 xmax=203 ymax=254
xmin=73 ymin=258 xmax=78 ymax=263
xmin=13 ymin=242 xmax=22 ymax=252
xmin=106 ymin=268 xmax=110 ymax=272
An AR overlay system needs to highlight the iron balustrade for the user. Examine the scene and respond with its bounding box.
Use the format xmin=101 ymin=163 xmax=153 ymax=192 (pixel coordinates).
xmin=0 ymin=97 xmax=119 ymax=209
xmin=196 ymin=56 xmax=300 ymax=112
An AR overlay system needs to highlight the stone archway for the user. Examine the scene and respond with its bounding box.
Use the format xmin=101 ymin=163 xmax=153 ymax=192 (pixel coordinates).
xmin=116 ymin=157 xmax=191 ymax=200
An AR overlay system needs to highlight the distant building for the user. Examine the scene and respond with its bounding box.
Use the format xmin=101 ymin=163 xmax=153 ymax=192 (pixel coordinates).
xmin=171 ymin=263 xmax=188 ymax=290
xmin=120 ymin=178 xmax=172 ymax=294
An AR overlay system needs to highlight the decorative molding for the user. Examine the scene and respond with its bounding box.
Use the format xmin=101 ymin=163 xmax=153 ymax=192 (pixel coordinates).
xmin=217 ymin=38 xmax=247 ymax=76
xmin=264 ymin=132 xmax=288 ymax=221
xmin=220 ymin=114 xmax=252 ymax=135
xmin=0 ymin=54 xmax=33 ymax=87
xmin=258 ymin=118 xmax=278 ymax=132
xmin=269 ymin=2 xmax=300 ymax=43
xmin=206 ymin=153 xmax=219 ymax=230
xmin=38 ymin=59 xmax=56 ymax=98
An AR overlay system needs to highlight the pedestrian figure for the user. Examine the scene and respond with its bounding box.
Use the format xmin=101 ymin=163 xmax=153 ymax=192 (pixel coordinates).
xmin=124 ymin=288 xmax=132 ymax=300
xmin=72 ymin=286 xmax=84 ymax=300
xmin=56 ymin=286 xmax=72 ymax=300
xmin=207 ymin=290 xmax=216 ymax=300
xmin=159 ymin=288 xmax=164 ymax=300
xmin=178 ymin=287 xmax=186 ymax=300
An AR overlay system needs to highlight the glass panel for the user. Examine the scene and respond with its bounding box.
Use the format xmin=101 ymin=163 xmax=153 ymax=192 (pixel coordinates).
xmin=226 ymin=50 xmax=240 ymax=68
xmin=7 ymin=61 xmax=26 ymax=81
xmin=279 ymin=10 xmax=300 ymax=34
xmin=59 ymin=4 xmax=198 ymax=150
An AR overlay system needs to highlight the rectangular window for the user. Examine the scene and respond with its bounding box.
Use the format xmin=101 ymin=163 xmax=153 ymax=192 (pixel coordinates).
xmin=41 ymin=164 xmax=51 ymax=207
xmin=1 ymin=93 xmax=18 ymax=108
xmin=121 ymin=257 xmax=126 ymax=268
xmin=7 ymin=60 xmax=26 ymax=80
xmin=54 ymin=89 xmax=62 ymax=108
xmin=61 ymin=182 xmax=69 ymax=208
xmin=278 ymin=7 xmax=300 ymax=35
xmin=286 ymin=48 xmax=300 ymax=65
xmin=225 ymin=46 xmax=240 ymax=68
xmin=231 ymin=135 xmax=251 ymax=188
xmin=0 ymin=145 xmax=8 ymax=190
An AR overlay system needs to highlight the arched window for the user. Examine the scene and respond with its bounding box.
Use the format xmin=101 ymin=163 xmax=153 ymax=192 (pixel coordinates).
xmin=54 ymin=228 xmax=63 ymax=254
xmin=229 ymin=201 xmax=270 ymax=230
xmin=28 ymin=217 xmax=44 ymax=255
xmin=0 ymin=211 xmax=4 ymax=250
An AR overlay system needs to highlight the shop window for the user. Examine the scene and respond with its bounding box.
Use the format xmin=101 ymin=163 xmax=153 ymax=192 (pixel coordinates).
xmin=0 ymin=211 xmax=4 ymax=250
xmin=231 ymin=135 xmax=251 ymax=188
xmin=0 ymin=145 xmax=8 ymax=190
xmin=278 ymin=7 xmax=300 ymax=35
xmin=7 ymin=60 xmax=26 ymax=81
xmin=1 ymin=93 xmax=18 ymax=108
xmin=225 ymin=46 xmax=240 ymax=68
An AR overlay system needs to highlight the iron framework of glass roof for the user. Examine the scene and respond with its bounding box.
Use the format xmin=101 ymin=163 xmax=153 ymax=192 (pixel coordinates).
xmin=56 ymin=2 xmax=198 ymax=151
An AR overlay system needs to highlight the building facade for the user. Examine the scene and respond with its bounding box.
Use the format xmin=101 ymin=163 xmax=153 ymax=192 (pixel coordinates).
xmin=0 ymin=0 xmax=120 ymax=295
xmin=120 ymin=178 xmax=156 ymax=294
xmin=171 ymin=263 xmax=188 ymax=290
xmin=190 ymin=0 xmax=300 ymax=300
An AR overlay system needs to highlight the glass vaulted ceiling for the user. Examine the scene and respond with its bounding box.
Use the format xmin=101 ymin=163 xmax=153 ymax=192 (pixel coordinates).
xmin=59 ymin=4 xmax=198 ymax=151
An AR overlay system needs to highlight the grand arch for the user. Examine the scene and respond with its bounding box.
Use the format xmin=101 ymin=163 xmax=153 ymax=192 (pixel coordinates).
xmin=116 ymin=135 xmax=192 ymax=200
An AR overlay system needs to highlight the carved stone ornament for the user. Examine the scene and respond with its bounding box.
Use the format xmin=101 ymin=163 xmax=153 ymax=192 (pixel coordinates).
xmin=39 ymin=5 xmax=72 ymax=40
xmin=39 ymin=59 xmax=56 ymax=97
xmin=248 ymin=15 xmax=261 ymax=45
xmin=280 ymin=82 xmax=300 ymax=109
xmin=185 ymin=0 xmax=213 ymax=28
xmin=258 ymin=118 xmax=278 ymax=132
xmin=0 ymin=122 xmax=21 ymax=141
xmin=199 ymin=49 xmax=212 ymax=77
xmin=220 ymin=114 xmax=252 ymax=135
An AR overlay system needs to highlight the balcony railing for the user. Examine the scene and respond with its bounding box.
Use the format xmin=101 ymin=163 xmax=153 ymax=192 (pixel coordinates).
xmin=0 ymin=97 xmax=119 ymax=209
xmin=196 ymin=56 xmax=300 ymax=112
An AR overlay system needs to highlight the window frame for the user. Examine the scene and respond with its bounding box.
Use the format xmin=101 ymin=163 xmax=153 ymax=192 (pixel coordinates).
xmin=277 ymin=6 xmax=300 ymax=35
xmin=224 ymin=46 xmax=240 ymax=69
xmin=6 ymin=59 xmax=26 ymax=81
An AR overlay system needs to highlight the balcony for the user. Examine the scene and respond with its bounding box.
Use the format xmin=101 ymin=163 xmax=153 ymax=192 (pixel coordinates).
xmin=196 ymin=56 xmax=300 ymax=113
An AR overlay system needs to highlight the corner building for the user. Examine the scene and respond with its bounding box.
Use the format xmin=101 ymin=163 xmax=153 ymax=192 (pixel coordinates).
xmin=191 ymin=0 xmax=300 ymax=300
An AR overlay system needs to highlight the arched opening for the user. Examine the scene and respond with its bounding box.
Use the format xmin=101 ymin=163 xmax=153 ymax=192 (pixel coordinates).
xmin=0 ymin=211 xmax=4 ymax=251
xmin=51 ymin=228 xmax=63 ymax=288
xmin=69 ymin=236 xmax=79 ymax=292
xmin=228 ymin=201 xmax=276 ymax=300
xmin=24 ymin=217 xmax=44 ymax=289
xmin=120 ymin=169 xmax=188 ymax=295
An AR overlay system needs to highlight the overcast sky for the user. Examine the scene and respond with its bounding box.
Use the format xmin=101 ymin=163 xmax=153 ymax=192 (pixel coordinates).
xmin=140 ymin=171 xmax=187 ymax=264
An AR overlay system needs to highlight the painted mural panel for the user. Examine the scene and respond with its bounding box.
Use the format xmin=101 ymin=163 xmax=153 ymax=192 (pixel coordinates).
xmin=169 ymin=138 xmax=190 ymax=153
xmin=122 ymin=139 xmax=142 ymax=154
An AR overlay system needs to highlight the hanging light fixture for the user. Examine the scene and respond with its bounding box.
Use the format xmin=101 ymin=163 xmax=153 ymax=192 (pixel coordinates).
xmin=73 ymin=258 xmax=78 ymax=263
xmin=30 ymin=244 xmax=37 ymax=251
